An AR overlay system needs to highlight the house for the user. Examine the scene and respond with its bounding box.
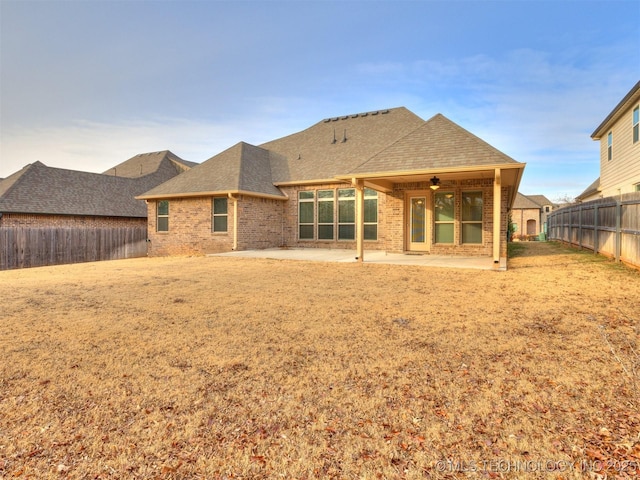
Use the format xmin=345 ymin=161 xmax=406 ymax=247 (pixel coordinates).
xmin=0 ymin=150 xmax=196 ymax=269
xmin=578 ymin=80 xmax=640 ymax=201
xmin=138 ymin=108 xmax=526 ymax=267
xmin=511 ymin=193 xmax=555 ymax=239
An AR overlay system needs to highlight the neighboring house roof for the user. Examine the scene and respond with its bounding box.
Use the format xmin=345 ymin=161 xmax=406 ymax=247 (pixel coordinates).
xmin=103 ymin=150 xmax=197 ymax=178
xmin=512 ymin=193 xmax=542 ymax=209
xmin=512 ymin=193 xmax=555 ymax=209
xmin=591 ymin=80 xmax=640 ymax=139
xmin=139 ymin=142 xmax=287 ymax=200
xmin=576 ymin=177 xmax=601 ymax=201
xmin=0 ymin=151 xmax=194 ymax=217
xmin=526 ymin=194 xmax=553 ymax=207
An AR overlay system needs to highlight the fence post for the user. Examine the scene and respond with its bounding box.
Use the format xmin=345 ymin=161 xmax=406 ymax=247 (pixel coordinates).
xmin=594 ymin=205 xmax=599 ymax=254
xmin=615 ymin=199 xmax=621 ymax=263
xmin=578 ymin=205 xmax=582 ymax=249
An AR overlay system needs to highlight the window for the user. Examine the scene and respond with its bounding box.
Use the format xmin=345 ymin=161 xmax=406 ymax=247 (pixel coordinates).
xmin=317 ymin=190 xmax=334 ymax=240
xmin=297 ymin=187 xmax=378 ymax=242
xmin=462 ymin=191 xmax=483 ymax=244
xmin=633 ymin=106 xmax=639 ymax=144
xmin=608 ymin=131 xmax=613 ymax=161
xmin=157 ymin=200 xmax=169 ymax=232
xmin=212 ymin=197 xmax=228 ymax=232
xmin=364 ymin=188 xmax=378 ymax=240
xmin=338 ymin=188 xmax=355 ymax=240
xmin=635 ymin=183 xmax=640 ymax=192
xmin=298 ymin=191 xmax=315 ymax=240
xmin=434 ymin=192 xmax=454 ymax=243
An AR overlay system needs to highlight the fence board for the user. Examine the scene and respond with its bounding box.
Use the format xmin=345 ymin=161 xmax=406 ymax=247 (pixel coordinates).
xmin=547 ymin=192 xmax=640 ymax=269
xmin=0 ymin=226 xmax=148 ymax=270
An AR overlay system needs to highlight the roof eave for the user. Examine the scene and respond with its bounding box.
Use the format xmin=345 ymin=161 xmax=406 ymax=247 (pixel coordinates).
xmin=336 ymin=162 xmax=525 ymax=181
xmin=137 ymin=189 xmax=288 ymax=201
xmin=591 ymin=80 xmax=640 ymax=140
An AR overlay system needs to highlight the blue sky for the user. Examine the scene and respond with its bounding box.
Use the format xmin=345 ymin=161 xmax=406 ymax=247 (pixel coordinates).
xmin=1 ymin=0 xmax=638 ymax=201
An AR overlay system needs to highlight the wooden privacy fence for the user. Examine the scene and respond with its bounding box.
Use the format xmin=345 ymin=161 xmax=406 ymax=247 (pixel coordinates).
xmin=547 ymin=192 xmax=640 ymax=269
xmin=0 ymin=226 xmax=148 ymax=270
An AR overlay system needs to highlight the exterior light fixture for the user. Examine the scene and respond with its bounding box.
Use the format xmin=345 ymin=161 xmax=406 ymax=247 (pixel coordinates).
xmin=430 ymin=176 xmax=440 ymax=190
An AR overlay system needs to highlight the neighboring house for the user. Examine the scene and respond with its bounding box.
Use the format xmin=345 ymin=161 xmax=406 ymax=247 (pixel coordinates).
xmin=138 ymin=108 xmax=525 ymax=267
xmin=0 ymin=150 xmax=196 ymax=269
xmin=579 ymin=80 xmax=640 ymax=201
xmin=511 ymin=193 xmax=555 ymax=239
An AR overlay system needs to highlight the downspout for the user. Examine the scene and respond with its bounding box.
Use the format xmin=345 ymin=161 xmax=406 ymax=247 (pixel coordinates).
xmin=228 ymin=193 xmax=238 ymax=251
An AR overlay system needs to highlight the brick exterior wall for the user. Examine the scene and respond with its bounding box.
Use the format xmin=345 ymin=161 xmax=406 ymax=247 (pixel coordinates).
xmin=145 ymin=178 xmax=510 ymax=259
xmin=146 ymin=195 xmax=285 ymax=256
xmin=236 ymin=196 xmax=284 ymax=250
xmin=0 ymin=213 xmax=145 ymax=229
xmin=385 ymin=179 xmax=507 ymax=257
xmin=511 ymin=208 xmax=541 ymax=237
xmin=147 ymin=197 xmax=234 ymax=256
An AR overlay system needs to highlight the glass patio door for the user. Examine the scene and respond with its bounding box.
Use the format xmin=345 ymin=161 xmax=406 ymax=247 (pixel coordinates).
xmin=408 ymin=196 xmax=429 ymax=251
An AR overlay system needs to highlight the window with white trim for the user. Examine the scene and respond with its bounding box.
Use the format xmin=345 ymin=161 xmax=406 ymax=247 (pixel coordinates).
xmin=461 ymin=191 xmax=483 ymax=244
xmin=364 ymin=188 xmax=378 ymax=240
xmin=338 ymin=188 xmax=355 ymax=240
xmin=317 ymin=190 xmax=335 ymax=240
xmin=298 ymin=191 xmax=315 ymax=240
xmin=212 ymin=197 xmax=228 ymax=232
xmin=607 ymin=131 xmax=613 ymax=161
xmin=157 ymin=200 xmax=169 ymax=232
xmin=633 ymin=105 xmax=639 ymax=144
xmin=434 ymin=192 xmax=454 ymax=243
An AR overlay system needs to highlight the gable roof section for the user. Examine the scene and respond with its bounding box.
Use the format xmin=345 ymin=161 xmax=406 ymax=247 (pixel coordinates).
xmin=592 ymin=80 xmax=640 ymax=140
xmin=138 ymin=142 xmax=286 ymax=200
xmin=526 ymin=194 xmax=553 ymax=207
xmin=513 ymin=193 xmax=543 ymax=209
xmin=576 ymin=177 xmax=601 ymax=201
xmin=348 ymin=113 xmax=519 ymax=176
xmin=261 ymin=107 xmax=425 ymax=184
xmin=103 ymin=150 xmax=197 ymax=178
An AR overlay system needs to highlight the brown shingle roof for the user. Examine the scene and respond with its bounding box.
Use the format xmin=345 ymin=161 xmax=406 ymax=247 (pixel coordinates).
xmin=512 ymin=193 xmax=542 ymax=209
xmin=0 ymin=152 xmax=195 ymax=217
xmin=349 ymin=113 xmax=518 ymax=175
xmin=138 ymin=142 xmax=286 ymax=199
xmin=261 ymin=107 xmax=425 ymax=183
xmin=103 ymin=150 xmax=197 ymax=177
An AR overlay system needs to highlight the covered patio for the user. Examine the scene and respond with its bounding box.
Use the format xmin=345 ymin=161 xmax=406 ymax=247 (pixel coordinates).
xmin=210 ymin=248 xmax=506 ymax=270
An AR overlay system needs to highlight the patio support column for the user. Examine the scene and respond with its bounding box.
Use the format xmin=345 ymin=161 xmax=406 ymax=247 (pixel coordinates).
xmin=493 ymin=168 xmax=501 ymax=264
xmin=228 ymin=193 xmax=238 ymax=251
xmin=353 ymin=178 xmax=364 ymax=263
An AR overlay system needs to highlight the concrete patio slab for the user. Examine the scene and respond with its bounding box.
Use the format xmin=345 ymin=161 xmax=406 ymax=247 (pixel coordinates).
xmin=210 ymin=248 xmax=506 ymax=271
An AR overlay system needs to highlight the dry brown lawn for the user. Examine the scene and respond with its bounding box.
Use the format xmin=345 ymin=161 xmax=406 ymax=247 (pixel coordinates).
xmin=1 ymin=242 xmax=639 ymax=479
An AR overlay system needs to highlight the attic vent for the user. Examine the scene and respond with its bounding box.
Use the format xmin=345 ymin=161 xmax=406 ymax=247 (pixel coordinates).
xmin=381 ymin=109 xmax=389 ymax=114
xmin=371 ymin=111 xmax=379 ymax=115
